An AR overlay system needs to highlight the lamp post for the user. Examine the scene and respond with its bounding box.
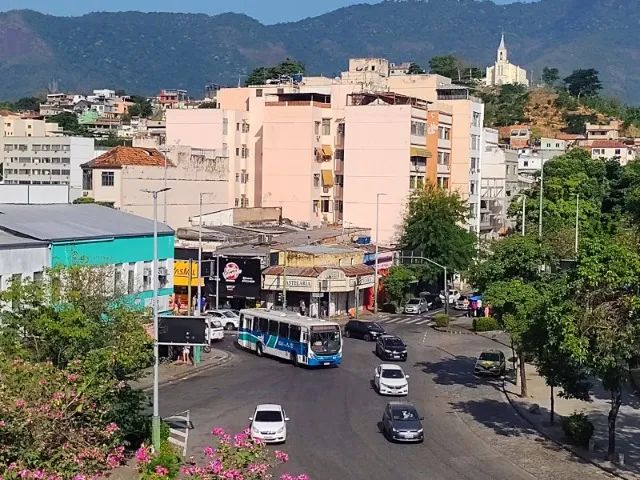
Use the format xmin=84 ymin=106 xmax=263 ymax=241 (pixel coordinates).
xmin=402 ymin=252 xmax=449 ymax=315
xmin=521 ymin=194 xmax=527 ymax=236
xmin=374 ymin=193 xmax=387 ymax=314
xmin=538 ymin=160 xmax=544 ymax=238
xmin=197 ymin=193 xmax=215 ymax=315
xmin=141 ymin=187 xmax=171 ymax=452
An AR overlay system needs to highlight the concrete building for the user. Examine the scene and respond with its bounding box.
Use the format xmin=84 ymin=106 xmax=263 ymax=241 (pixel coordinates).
xmin=1 ymin=113 xmax=59 ymax=138
xmin=586 ymin=120 xmax=620 ymax=140
xmin=485 ymin=34 xmax=529 ymax=87
xmin=0 ymin=184 xmax=81 ymax=204
xmin=81 ymin=146 xmax=229 ymax=227
xmin=540 ymin=137 xmax=568 ymax=152
xmin=1 ymin=136 xmax=94 ymax=187
xmin=0 ymin=204 xmax=174 ymax=312
xmin=590 ymin=140 xmax=636 ymax=165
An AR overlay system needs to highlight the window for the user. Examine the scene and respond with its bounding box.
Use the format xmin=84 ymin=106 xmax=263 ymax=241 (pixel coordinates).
xmin=313 ymin=173 xmax=321 ymax=187
xmin=223 ymin=118 xmax=228 ymax=135
xmin=235 ymin=147 xmax=240 ymax=157
xmin=322 ymin=118 xmax=331 ymax=136
xmin=481 ymin=200 xmax=488 ymax=210
xmin=101 ymin=171 xmax=114 ymax=186
xmin=241 ymin=145 xmax=248 ymax=158
xmin=268 ymin=320 xmax=279 ymax=336
xmin=416 ymin=176 xmax=424 ymax=188
xmin=470 ymin=157 xmax=479 ymax=172
xmin=235 ymin=198 xmax=240 ymax=207
xmin=256 ymin=89 xmax=263 ymax=97
xmin=335 ymin=149 xmax=344 ymax=161
xmin=506 ymin=190 xmax=512 ymax=197
xmin=114 ymin=264 xmax=122 ymax=291
xmin=313 ymin=200 xmax=320 ymax=213
xmin=314 ymin=121 xmax=320 ymax=135
xmin=236 ymin=122 xmax=240 ymax=131
xmin=321 ymin=197 xmax=331 ymax=213
xmin=127 ymin=266 xmax=135 ymax=294
xmin=289 ymin=324 xmax=301 ymax=341
xmin=472 ymin=111 xmax=482 ymax=127
xmin=240 ymin=171 xmax=249 ymax=183
xmin=523 ymin=160 xmax=529 ymax=167
xmin=235 ymin=173 xmax=240 ymax=182
xmin=143 ymin=263 xmax=152 ymax=290
xmin=438 ymin=126 xmax=451 ymax=140
xmin=335 ymin=174 xmax=344 ymax=187
xmin=505 ymin=165 xmax=510 ymax=175
xmin=33 ymin=271 xmax=43 ymax=283
xmin=471 ymin=135 xmax=481 ymax=150
xmin=615 ymin=149 xmax=621 ymax=155
xmin=437 ymin=151 xmax=450 ymax=165
xmin=242 ymin=122 xmax=250 ymax=133
xmin=61 ymin=169 xmax=70 ymax=176
xmin=278 ymin=322 xmax=289 ymax=338
xmin=469 ymin=181 xmax=477 ymax=195
xmin=334 ymin=200 xmax=343 ymax=213
xmin=411 ymin=120 xmax=426 ymax=137
xmin=259 ymin=317 xmax=268 ymax=334
xmin=240 ymin=196 xmax=249 ymax=208
xmin=410 ymin=176 xmax=416 ymax=189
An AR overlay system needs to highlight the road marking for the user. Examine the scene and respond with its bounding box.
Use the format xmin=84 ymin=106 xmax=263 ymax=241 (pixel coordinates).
xmin=395 ymin=317 xmax=414 ymax=324
xmin=384 ymin=317 xmax=403 ymax=323
xmin=404 ymin=318 xmax=423 ymax=324
xmin=416 ymin=319 xmax=433 ymax=325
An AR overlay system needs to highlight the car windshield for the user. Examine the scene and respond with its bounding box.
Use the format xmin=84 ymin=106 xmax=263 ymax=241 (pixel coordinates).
xmin=210 ymin=320 xmax=222 ymax=328
xmin=310 ymin=326 xmax=341 ymax=355
xmin=222 ymin=311 xmax=237 ymax=318
xmin=407 ymin=299 xmax=420 ymax=305
xmin=381 ymin=369 xmax=405 ymax=379
xmin=391 ymin=407 xmax=418 ymax=421
xmin=367 ymin=323 xmax=382 ymax=330
xmin=254 ymin=410 xmax=282 ymax=422
xmin=385 ymin=338 xmax=404 ymax=347
xmin=479 ymin=352 xmax=501 ymax=362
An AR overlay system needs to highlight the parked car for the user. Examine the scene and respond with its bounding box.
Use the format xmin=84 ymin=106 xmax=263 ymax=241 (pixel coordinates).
xmin=344 ymin=320 xmax=385 ymax=341
xmin=474 ymin=349 xmax=506 ymax=377
xmin=404 ymin=298 xmax=428 ymax=314
xmin=375 ymin=335 xmax=408 ymax=361
xmin=205 ymin=318 xmax=224 ymax=341
xmin=381 ymin=401 xmax=424 ymax=443
xmin=205 ymin=309 xmax=239 ymax=330
xmin=421 ymin=293 xmax=443 ymax=310
xmin=374 ymin=364 xmax=409 ymax=396
xmin=249 ymin=404 xmax=289 ymax=444
xmin=439 ymin=289 xmax=460 ymax=304
xmin=455 ymin=295 xmax=470 ymax=310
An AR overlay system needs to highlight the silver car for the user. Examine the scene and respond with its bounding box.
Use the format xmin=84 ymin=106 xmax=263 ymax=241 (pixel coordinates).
xmin=404 ymin=298 xmax=428 ymax=314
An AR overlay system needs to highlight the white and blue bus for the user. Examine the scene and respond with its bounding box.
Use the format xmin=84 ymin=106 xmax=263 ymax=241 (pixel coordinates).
xmin=237 ymin=308 xmax=342 ymax=367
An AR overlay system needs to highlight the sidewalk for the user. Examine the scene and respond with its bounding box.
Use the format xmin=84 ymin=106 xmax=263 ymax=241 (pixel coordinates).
xmin=131 ymin=347 xmax=232 ymax=391
xmin=504 ymin=362 xmax=640 ymax=480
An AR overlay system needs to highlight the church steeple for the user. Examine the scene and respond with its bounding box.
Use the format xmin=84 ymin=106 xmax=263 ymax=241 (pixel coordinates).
xmin=497 ymin=33 xmax=508 ymax=62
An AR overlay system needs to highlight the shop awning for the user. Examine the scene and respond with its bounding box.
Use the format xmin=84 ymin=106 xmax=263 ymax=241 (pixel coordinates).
xmin=321 ymin=145 xmax=333 ymax=158
xmin=321 ymin=170 xmax=334 ymax=187
xmin=410 ymin=147 xmax=431 ymax=158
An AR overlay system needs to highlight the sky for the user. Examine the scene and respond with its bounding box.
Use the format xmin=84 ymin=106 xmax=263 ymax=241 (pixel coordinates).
xmin=1 ymin=0 xmax=524 ymax=24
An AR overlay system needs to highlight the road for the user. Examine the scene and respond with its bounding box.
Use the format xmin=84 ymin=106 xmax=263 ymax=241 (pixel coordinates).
xmin=159 ymin=314 xmax=614 ymax=480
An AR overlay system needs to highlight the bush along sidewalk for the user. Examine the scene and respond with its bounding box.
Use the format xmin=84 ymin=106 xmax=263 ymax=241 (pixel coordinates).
xmin=562 ymin=412 xmax=595 ymax=447
xmin=473 ymin=316 xmax=500 ymax=332
xmin=433 ymin=313 xmax=450 ymax=327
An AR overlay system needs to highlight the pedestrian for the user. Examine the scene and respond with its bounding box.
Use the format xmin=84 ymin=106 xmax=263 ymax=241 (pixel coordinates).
xmin=224 ymin=300 xmax=231 ymax=309
xmin=200 ymin=296 xmax=206 ymax=312
xmin=463 ymin=297 xmax=470 ymax=317
xmin=299 ymin=300 xmax=306 ymax=316
xmin=181 ymin=345 xmax=191 ymax=364
xmin=476 ymin=298 xmax=483 ymax=317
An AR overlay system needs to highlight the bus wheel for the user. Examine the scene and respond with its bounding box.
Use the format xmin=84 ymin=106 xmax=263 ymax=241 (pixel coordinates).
xmin=290 ymin=351 xmax=298 ymax=367
xmin=256 ymin=343 xmax=264 ymax=357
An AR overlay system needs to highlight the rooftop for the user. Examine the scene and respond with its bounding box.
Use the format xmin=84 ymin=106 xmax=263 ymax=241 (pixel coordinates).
xmin=263 ymin=265 xmax=374 ymax=278
xmin=0 ymin=204 xmax=173 ymax=242
xmin=0 ymin=229 xmax=47 ymax=249
xmin=281 ymin=244 xmax=360 ymax=255
xmin=591 ymin=140 xmax=628 ymax=149
xmin=82 ymin=146 xmax=172 ymax=169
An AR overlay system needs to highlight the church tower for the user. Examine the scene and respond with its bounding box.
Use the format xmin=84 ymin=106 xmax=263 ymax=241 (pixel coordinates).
xmin=485 ymin=33 xmax=529 ymax=87
xmin=497 ymin=33 xmax=508 ymax=63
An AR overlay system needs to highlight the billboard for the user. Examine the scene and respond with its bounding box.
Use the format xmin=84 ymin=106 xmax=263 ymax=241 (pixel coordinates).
xmin=202 ymin=256 xmax=261 ymax=299
xmin=158 ymin=315 xmax=207 ymax=345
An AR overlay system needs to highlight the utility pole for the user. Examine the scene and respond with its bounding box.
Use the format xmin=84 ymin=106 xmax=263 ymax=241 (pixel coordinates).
xmin=538 ymin=161 xmax=544 ymax=238
xmin=215 ymin=254 xmax=221 ymax=310
xmin=197 ymin=193 xmax=215 ymax=314
xmin=521 ymin=195 xmax=526 ymax=236
xmin=575 ymin=193 xmax=580 ymax=256
xmin=374 ymin=193 xmax=386 ymax=313
xmin=282 ymin=249 xmax=287 ymax=310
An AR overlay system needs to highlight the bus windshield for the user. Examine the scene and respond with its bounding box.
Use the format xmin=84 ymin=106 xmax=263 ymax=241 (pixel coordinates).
xmin=309 ymin=326 xmax=341 ymax=355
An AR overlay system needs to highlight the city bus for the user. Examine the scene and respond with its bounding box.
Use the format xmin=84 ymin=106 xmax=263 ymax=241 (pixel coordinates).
xmin=237 ymin=308 xmax=342 ymax=367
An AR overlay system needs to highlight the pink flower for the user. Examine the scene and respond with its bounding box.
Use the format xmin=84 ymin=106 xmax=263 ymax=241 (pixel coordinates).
xmin=105 ymin=422 xmax=119 ymax=436
xmin=223 ymin=470 xmax=244 ymax=480
xmin=296 ymin=475 xmax=311 ymax=480
xmin=275 ymin=450 xmax=289 ymax=463
xmin=154 ymin=466 xmax=169 ymax=477
xmin=0 ymin=420 xmax=5 ymax=428
xmin=32 ymin=471 xmax=45 ymax=480
xmin=134 ymin=446 xmax=151 ymax=465
xmin=18 ymin=470 xmax=31 ymax=479
xmin=280 ymin=475 xmax=295 ymax=480
xmin=72 ymin=476 xmax=86 ymax=480
xmin=52 ymin=391 xmax=64 ymax=401
xmin=203 ymin=446 xmax=215 ymax=457
xmin=248 ymin=463 xmax=269 ymax=475
xmin=66 ymin=373 xmax=79 ymax=382
xmin=207 ymin=460 xmax=223 ymax=474
xmin=15 ymin=399 xmax=26 ymax=408
xmin=211 ymin=427 xmax=226 ymax=436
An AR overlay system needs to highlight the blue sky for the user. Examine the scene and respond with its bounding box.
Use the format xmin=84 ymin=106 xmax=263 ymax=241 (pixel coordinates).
xmin=3 ymin=0 xmax=526 ymax=24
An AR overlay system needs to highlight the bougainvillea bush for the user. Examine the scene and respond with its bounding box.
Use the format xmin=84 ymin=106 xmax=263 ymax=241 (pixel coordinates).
xmin=136 ymin=428 xmax=309 ymax=480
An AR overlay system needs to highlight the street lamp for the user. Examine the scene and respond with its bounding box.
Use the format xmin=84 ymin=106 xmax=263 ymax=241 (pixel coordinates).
xmin=197 ymin=193 xmax=215 ymax=315
xmin=538 ymin=159 xmax=544 ymax=238
xmin=141 ymin=187 xmax=171 ymax=452
xmin=374 ymin=193 xmax=387 ymax=314
xmin=401 ymin=252 xmax=450 ymax=315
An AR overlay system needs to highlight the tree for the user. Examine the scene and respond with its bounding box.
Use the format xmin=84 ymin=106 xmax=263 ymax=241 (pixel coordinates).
xmin=245 ymin=58 xmax=305 ymax=86
xmin=541 ymin=67 xmax=559 ymax=86
xmin=382 ymin=265 xmax=416 ymax=307
xmin=46 ymin=111 xmax=88 ymax=135
xmin=563 ymin=69 xmax=602 ymax=99
xmin=428 ymin=55 xmax=459 ymax=79
xmin=401 ymin=183 xmax=476 ymax=275
xmin=562 ymin=112 xmax=597 ymax=134
xmin=407 ymin=62 xmax=425 ymax=74
xmin=480 ymin=84 xmax=529 ymax=127
xmin=13 ymin=96 xmax=43 ymax=112
xmin=127 ymin=95 xmax=153 ymax=118
xmin=198 ymin=101 xmax=217 ymax=108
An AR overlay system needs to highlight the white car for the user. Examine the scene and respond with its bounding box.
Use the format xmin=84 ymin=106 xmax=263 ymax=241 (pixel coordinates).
xmin=374 ymin=364 xmax=409 ymax=396
xmin=205 ymin=309 xmax=239 ymax=330
xmin=249 ymin=404 xmax=289 ymax=444
xmin=439 ymin=289 xmax=460 ymax=304
xmin=205 ymin=318 xmax=224 ymax=342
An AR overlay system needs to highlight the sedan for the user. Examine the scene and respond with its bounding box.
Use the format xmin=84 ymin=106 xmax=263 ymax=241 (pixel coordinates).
xmin=374 ymin=364 xmax=409 ymax=396
xmin=205 ymin=309 xmax=239 ymax=330
xmin=376 ymin=335 xmax=408 ymax=361
xmin=344 ymin=320 xmax=385 ymax=341
xmin=381 ymin=401 xmax=424 ymax=443
xmin=474 ymin=350 xmax=506 ymax=377
xmin=249 ymin=404 xmax=289 ymax=444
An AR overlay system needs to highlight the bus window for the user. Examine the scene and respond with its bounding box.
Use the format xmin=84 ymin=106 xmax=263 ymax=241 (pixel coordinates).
xmin=289 ymin=325 xmax=301 ymax=342
xmin=251 ymin=317 xmax=259 ymax=331
xmin=301 ymin=328 xmax=308 ymax=342
xmin=278 ymin=322 xmax=289 ymax=338
xmin=268 ymin=320 xmax=279 ymax=336
xmin=259 ymin=317 xmax=268 ymax=334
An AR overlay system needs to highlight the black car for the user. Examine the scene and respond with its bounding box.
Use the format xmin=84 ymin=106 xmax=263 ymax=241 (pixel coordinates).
xmin=376 ymin=335 xmax=408 ymax=361
xmin=422 ymin=293 xmax=443 ymax=310
xmin=381 ymin=401 xmax=424 ymax=443
xmin=344 ymin=320 xmax=385 ymax=341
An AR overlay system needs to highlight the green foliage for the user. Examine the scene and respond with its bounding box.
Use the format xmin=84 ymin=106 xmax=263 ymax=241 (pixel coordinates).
xmin=563 ymin=69 xmax=602 ymax=98
xmin=428 ymin=55 xmax=481 ymax=85
xmin=46 ymin=111 xmax=88 ymax=135
xmin=480 ymin=84 xmax=530 ymax=127
xmin=562 ymin=112 xmax=597 ymax=134
xmin=245 ymin=58 xmax=305 ymax=86
xmin=473 ymin=316 xmax=499 ymax=332
xmin=382 ymin=266 xmax=416 ymax=306
xmin=138 ymin=441 xmax=182 ymax=479
xmin=407 ymin=62 xmax=425 ymax=74
xmin=402 ymin=183 xmax=476 ymax=274
xmin=128 ymin=96 xmax=153 ymax=118
xmin=198 ymin=101 xmax=217 ymax=109
xmin=433 ymin=313 xmax=450 ymax=327
xmin=381 ymin=302 xmax=399 ymax=314
xmin=542 ymin=67 xmax=559 ymax=86
xmin=72 ymin=196 xmax=115 ymax=207
xmin=562 ymin=412 xmax=594 ymax=446
xmin=554 ymin=89 xmax=580 ymax=110
xmin=95 ymin=135 xmax=132 ymax=147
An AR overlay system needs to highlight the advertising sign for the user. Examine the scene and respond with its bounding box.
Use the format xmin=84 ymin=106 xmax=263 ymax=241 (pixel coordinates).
xmin=158 ymin=316 xmax=206 ymax=345
xmin=203 ymin=256 xmax=261 ymax=299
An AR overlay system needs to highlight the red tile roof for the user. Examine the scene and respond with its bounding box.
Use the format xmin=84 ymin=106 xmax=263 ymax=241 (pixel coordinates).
xmin=263 ymin=265 xmax=374 ymax=278
xmin=82 ymin=146 xmax=172 ymax=169
xmin=590 ymin=140 xmax=628 ymax=149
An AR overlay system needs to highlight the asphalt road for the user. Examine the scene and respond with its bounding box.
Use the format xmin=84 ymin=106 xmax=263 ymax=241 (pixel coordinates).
xmin=158 ymin=318 xmax=613 ymax=480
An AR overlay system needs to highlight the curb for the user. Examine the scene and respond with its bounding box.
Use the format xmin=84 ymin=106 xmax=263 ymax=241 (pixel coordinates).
xmin=433 ymin=326 xmax=475 ymax=335
xmin=501 ymin=383 xmax=637 ymax=480
xmin=139 ymin=350 xmax=233 ymax=392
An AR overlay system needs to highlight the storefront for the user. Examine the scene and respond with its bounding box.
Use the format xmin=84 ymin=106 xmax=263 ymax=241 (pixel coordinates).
xmin=363 ymin=249 xmax=396 ymax=309
xmin=172 ymin=259 xmax=203 ymax=312
xmin=262 ymin=265 xmax=374 ymax=317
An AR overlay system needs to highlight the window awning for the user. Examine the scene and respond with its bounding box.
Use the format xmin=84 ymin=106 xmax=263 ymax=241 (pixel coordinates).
xmin=410 ymin=147 xmax=431 ymax=158
xmin=321 ymin=170 xmax=334 ymax=187
xmin=321 ymin=145 xmax=333 ymax=158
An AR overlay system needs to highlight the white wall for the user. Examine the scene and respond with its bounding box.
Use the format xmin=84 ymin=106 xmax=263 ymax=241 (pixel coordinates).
xmin=0 ymin=246 xmax=50 ymax=290
xmin=0 ymin=184 xmax=77 ymax=204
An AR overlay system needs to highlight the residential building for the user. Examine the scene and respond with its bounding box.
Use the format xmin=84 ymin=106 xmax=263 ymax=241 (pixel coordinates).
xmin=485 ymin=34 xmax=529 ymax=87
xmin=590 ymin=140 xmax=636 ymax=165
xmin=1 ymin=136 xmax=94 ymax=188
xmin=1 ymin=113 xmax=59 ymax=137
xmin=81 ymin=145 xmax=229 ymax=227
xmin=586 ymin=120 xmax=620 ymax=140
xmin=540 ymin=137 xmax=568 ymax=152
xmin=517 ymin=148 xmax=544 ymax=175
xmin=0 ymin=204 xmax=174 ymax=312
xmin=499 ymin=125 xmax=530 ymax=148
xmin=157 ymin=89 xmax=188 ymax=109
xmin=389 ymin=62 xmax=412 ymax=75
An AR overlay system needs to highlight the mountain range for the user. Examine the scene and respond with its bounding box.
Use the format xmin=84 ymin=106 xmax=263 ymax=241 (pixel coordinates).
xmin=1 ymin=0 xmax=639 ymax=103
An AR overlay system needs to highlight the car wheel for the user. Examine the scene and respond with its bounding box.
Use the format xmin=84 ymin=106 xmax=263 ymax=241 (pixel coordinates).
xmin=290 ymin=351 xmax=298 ymax=367
xmin=344 ymin=330 xmax=351 ymax=338
xmin=225 ymin=322 xmax=235 ymax=331
xmin=203 ymin=344 xmax=211 ymax=353
xmin=364 ymin=333 xmax=371 ymax=342
xmin=256 ymin=343 xmax=264 ymax=357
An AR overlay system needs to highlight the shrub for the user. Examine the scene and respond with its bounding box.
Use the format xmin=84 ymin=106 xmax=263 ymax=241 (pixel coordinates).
xmin=381 ymin=302 xmax=398 ymax=314
xmin=473 ymin=316 xmax=500 ymax=332
xmin=433 ymin=313 xmax=450 ymax=327
xmin=562 ymin=412 xmax=594 ymax=447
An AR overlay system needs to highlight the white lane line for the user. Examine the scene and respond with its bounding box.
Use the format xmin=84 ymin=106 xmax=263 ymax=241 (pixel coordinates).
xmin=416 ymin=319 xmax=433 ymax=325
xmin=404 ymin=318 xmax=423 ymax=324
xmin=384 ymin=317 xmax=403 ymax=324
xmin=396 ymin=317 xmax=415 ymax=324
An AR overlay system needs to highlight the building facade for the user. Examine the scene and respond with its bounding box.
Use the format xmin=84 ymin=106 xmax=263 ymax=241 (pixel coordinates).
xmin=485 ymin=34 xmax=529 ymax=87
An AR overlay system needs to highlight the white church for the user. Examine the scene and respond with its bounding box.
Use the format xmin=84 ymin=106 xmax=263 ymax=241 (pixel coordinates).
xmin=485 ymin=34 xmax=529 ymax=87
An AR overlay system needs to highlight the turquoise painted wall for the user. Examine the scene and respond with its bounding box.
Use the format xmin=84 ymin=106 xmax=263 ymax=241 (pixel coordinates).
xmin=51 ymin=234 xmax=174 ymax=266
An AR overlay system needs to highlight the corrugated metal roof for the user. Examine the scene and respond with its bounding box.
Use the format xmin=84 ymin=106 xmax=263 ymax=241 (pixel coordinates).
xmin=286 ymin=245 xmax=359 ymax=255
xmin=263 ymin=265 xmax=374 ymax=278
xmin=0 ymin=204 xmax=173 ymax=242
xmin=0 ymin=230 xmax=47 ymax=249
